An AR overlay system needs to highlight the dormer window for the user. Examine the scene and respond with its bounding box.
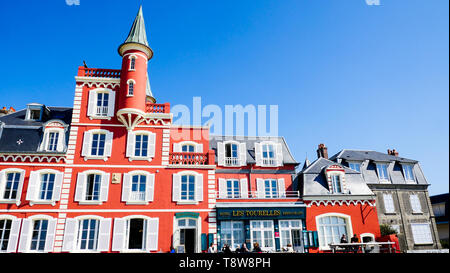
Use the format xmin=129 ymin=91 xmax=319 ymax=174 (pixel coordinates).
xmin=402 ymin=164 xmax=415 ymax=183
xmin=217 ymin=141 xmax=247 ymax=167
xmin=331 ymin=175 xmax=342 ymax=193
xmin=376 ymin=163 xmax=389 ymax=183
xmin=255 ymin=141 xmax=283 ymax=167
xmin=348 ymin=162 xmax=361 ymax=172
xmin=261 ymin=143 xmax=275 ymax=166
xmin=25 ymin=103 xmax=45 ymax=121
xmin=324 ymin=165 xmax=347 ymax=194
xmin=39 ymin=121 xmax=67 ymax=153
xmin=225 ymin=143 xmax=239 ymax=166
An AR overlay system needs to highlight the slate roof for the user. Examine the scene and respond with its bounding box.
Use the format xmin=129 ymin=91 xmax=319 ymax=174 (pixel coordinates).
xmin=330 ymin=149 xmax=418 ymax=164
xmin=0 ymin=107 xmax=72 ymax=153
xmin=209 ymin=135 xmax=299 ymax=165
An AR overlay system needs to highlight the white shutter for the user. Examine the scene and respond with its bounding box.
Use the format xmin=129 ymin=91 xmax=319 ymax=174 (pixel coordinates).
xmin=107 ymin=91 xmax=116 ymax=117
xmin=146 ymin=174 xmax=155 ymax=202
xmin=126 ymin=131 xmax=136 ymax=158
xmin=62 ymin=218 xmax=78 ymax=252
xmin=111 ymin=218 xmax=126 ymax=252
xmin=195 ymin=143 xmax=203 ymax=153
xmin=255 ymin=143 xmax=262 ymax=166
xmin=148 ymin=133 xmax=156 ymax=158
xmin=239 ymin=142 xmax=247 ymax=166
xmin=15 ymin=170 xmax=26 ymax=203
xmin=44 ymin=218 xmax=57 ymax=253
xmin=87 ymin=90 xmax=97 ymax=117
xmin=81 ymin=131 xmax=92 ymax=157
xmin=104 ymin=131 xmax=113 ymax=157
xmin=240 ymin=178 xmax=248 ymax=198
xmin=195 ymin=173 xmax=203 ymax=202
xmin=7 ymin=218 xmax=22 ymax=253
xmin=172 ymin=174 xmax=181 ymax=202
xmin=275 ymin=143 xmax=283 ymax=166
xmin=100 ymin=173 xmax=110 ymax=202
xmin=256 ymin=178 xmax=265 ymax=198
xmin=75 ymin=173 xmax=86 ymax=202
xmin=217 ymin=142 xmax=225 ymax=166
xmin=97 ymin=218 xmax=112 ymax=252
xmin=277 ymin=178 xmax=286 ymax=198
xmin=146 ymin=218 xmax=159 ymax=251
xmin=218 ymin=178 xmax=227 ymax=199
xmin=173 ymin=143 xmax=181 ymax=152
xmin=0 ymin=171 xmax=5 ymax=196
xmin=18 ymin=219 xmax=31 ymax=252
xmin=52 ymin=172 xmax=64 ymax=202
xmin=56 ymin=131 xmax=65 ymax=152
xmin=121 ymin=173 xmax=131 ymax=202
xmin=26 ymin=171 xmax=40 ymax=201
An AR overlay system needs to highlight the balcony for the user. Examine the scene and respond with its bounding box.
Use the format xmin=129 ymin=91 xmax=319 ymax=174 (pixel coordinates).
xmin=146 ymin=103 xmax=171 ymax=114
xmin=216 ymin=191 xmax=300 ymax=199
xmin=224 ymin=157 xmax=240 ymax=166
xmin=77 ymin=67 xmax=121 ymax=78
xmin=169 ymin=151 xmax=215 ymax=166
xmin=96 ymin=106 xmax=109 ymax=116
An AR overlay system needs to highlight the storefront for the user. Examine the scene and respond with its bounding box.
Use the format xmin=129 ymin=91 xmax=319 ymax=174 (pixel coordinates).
xmin=216 ymin=203 xmax=307 ymax=252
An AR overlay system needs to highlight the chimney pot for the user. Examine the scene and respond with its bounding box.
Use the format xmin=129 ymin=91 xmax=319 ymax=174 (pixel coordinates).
xmin=317 ymin=143 xmax=328 ymax=159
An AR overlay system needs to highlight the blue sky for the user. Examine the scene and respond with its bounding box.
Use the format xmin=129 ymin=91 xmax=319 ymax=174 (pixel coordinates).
xmin=0 ymin=0 xmax=448 ymax=195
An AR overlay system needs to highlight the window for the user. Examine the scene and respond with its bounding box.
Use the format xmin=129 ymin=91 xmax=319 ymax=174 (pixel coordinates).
xmin=29 ymin=109 xmax=41 ymax=120
xmin=226 ymin=180 xmax=240 ymax=198
xmin=172 ymin=172 xmax=203 ymax=203
xmin=46 ymin=132 xmax=59 ymax=151
xmin=220 ymin=221 xmax=244 ymax=251
xmin=134 ymin=134 xmax=148 ymax=157
xmin=410 ymin=195 xmax=422 ymax=213
xmin=75 ymin=171 xmax=110 ymax=204
xmin=402 ymin=165 xmax=415 ymax=182
xmin=225 ymin=143 xmax=239 ymax=166
xmin=30 ymin=219 xmax=48 ymax=251
xmin=85 ymin=174 xmax=101 ymax=201
xmin=82 ymin=130 xmax=114 ymax=160
xmin=130 ymin=175 xmax=146 ymax=202
xmin=331 ymin=175 xmax=342 ymax=194
xmin=181 ymin=175 xmax=195 ymax=201
xmin=1 ymin=171 xmax=22 ymax=201
xmin=348 ymin=162 xmax=361 ymax=172
xmin=383 ymin=194 xmax=395 ymax=214
xmin=26 ymin=170 xmax=63 ymax=205
xmin=182 ymin=144 xmax=195 ymax=153
xmin=250 ymin=220 xmax=274 ymax=251
xmin=122 ymin=171 xmax=155 ymax=204
xmin=0 ymin=219 xmax=12 ymax=251
xmin=261 ymin=144 xmax=275 ymax=166
xmin=77 ymin=219 xmax=99 ymax=251
xmin=25 ymin=104 xmax=44 ymax=121
xmin=376 ymin=163 xmax=389 ymax=182
xmin=279 ymin=220 xmax=302 ymax=250
xmin=411 ymin=223 xmax=433 ymax=245
xmin=317 ymin=215 xmax=350 ymax=249
xmin=256 ymin=178 xmax=285 ymax=198
xmin=128 ymin=81 xmax=134 ymax=96
xmin=129 ymin=57 xmax=136 ymax=70
xmin=87 ymin=88 xmax=115 ymax=119
xmin=218 ymin=178 xmax=248 ymax=199
xmin=126 ymin=131 xmax=156 ymax=161
xmin=112 ymin=217 xmax=159 ymax=252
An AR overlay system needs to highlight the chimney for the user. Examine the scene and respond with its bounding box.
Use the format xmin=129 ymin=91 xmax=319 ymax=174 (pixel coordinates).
xmin=387 ymin=149 xmax=399 ymax=157
xmin=317 ymin=143 xmax=328 ymax=159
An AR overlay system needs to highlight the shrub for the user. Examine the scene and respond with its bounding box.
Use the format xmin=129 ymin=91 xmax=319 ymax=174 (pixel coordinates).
xmin=380 ymin=224 xmax=398 ymax=236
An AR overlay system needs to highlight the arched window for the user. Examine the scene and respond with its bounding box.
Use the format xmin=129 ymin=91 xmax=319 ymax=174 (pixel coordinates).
xmin=316 ymin=214 xmax=352 ymax=249
xmin=128 ymin=80 xmax=135 ymax=96
xmin=129 ymin=57 xmax=136 ymax=71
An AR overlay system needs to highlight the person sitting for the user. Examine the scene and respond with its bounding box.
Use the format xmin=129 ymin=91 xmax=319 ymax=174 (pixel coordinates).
xmin=208 ymin=243 xmax=215 ymax=253
xmin=252 ymin=242 xmax=262 ymax=253
xmin=350 ymin=234 xmax=359 ymax=253
xmin=237 ymin=243 xmax=249 ymax=253
xmin=285 ymin=243 xmax=294 ymax=253
xmin=222 ymin=244 xmax=232 ymax=254
xmin=340 ymin=234 xmax=349 ymax=252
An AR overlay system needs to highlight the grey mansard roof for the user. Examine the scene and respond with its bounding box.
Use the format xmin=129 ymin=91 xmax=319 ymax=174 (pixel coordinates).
xmin=209 ymin=135 xmax=299 ymax=165
xmin=0 ymin=107 xmax=72 ymax=154
xmin=330 ymin=149 xmax=428 ymax=186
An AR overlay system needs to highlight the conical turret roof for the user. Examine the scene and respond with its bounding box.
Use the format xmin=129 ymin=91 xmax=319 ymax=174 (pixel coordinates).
xmin=118 ymin=6 xmax=153 ymax=59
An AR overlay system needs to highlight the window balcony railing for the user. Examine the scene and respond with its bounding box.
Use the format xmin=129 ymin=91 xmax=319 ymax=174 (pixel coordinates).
xmin=216 ymin=191 xmax=300 ymax=199
xmin=96 ymin=106 xmax=109 ymax=116
xmin=224 ymin=157 xmax=240 ymax=166
xmin=129 ymin=192 xmax=145 ymax=202
xmin=169 ymin=152 xmax=209 ymax=165
xmin=78 ymin=67 xmax=121 ymax=78
xmin=146 ymin=103 xmax=170 ymax=114
xmin=262 ymin=158 xmax=276 ymax=166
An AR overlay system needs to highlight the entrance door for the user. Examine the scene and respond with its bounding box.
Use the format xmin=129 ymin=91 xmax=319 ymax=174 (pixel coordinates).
xmin=180 ymin=228 xmax=196 ymax=253
xmin=291 ymin=229 xmax=303 ymax=252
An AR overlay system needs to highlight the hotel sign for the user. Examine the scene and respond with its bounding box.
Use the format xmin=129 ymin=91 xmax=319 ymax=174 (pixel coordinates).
xmin=217 ymin=207 xmax=305 ymax=220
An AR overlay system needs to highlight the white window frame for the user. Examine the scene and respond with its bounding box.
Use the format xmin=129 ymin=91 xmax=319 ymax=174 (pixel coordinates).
xmin=375 ymin=162 xmax=390 ymax=183
xmin=128 ymin=55 xmax=137 ymax=71
xmin=383 ymin=193 xmax=396 ymax=214
xmin=402 ymin=164 xmax=416 ymax=184
xmin=39 ymin=128 xmax=66 ymax=153
xmin=409 ymin=194 xmax=422 ymax=214
xmin=62 ymin=215 xmax=111 ymax=253
xmin=26 ymin=169 xmax=63 ymax=206
xmin=220 ymin=221 xmax=245 ymax=251
xmin=0 ymin=215 xmax=22 ymax=253
xmin=325 ymin=168 xmax=347 ymax=194
xmin=348 ymin=161 xmax=361 ymax=172
xmin=172 ymin=216 xmax=202 ymax=253
xmin=126 ymin=130 xmax=156 ymax=162
xmin=217 ymin=141 xmax=246 ymax=167
xmin=87 ymin=88 xmax=116 ymax=120
xmin=279 ymin=220 xmax=303 ymax=250
xmin=250 ymin=220 xmax=275 ymax=252
xmin=172 ymin=171 xmax=203 ymax=204
xmin=74 ymin=170 xmax=110 ymax=205
xmin=112 ymin=215 xmax=159 ymax=253
xmin=122 ymin=171 xmax=155 ymax=205
xmin=127 ymin=79 xmax=136 ymax=97
xmin=173 ymin=141 xmax=203 ymax=153
xmin=315 ymin=213 xmax=353 ymax=251
xmin=255 ymin=141 xmax=283 ymax=167
xmin=17 ymin=214 xmax=57 ymax=253
xmin=218 ymin=178 xmax=248 ymax=199
xmin=0 ymin=168 xmax=26 ymax=205
xmin=410 ymin=223 xmax=433 ymax=245
xmin=256 ymin=178 xmax=286 ymax=198
xmin=81 ymin=129 xmax=114 ymax=161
